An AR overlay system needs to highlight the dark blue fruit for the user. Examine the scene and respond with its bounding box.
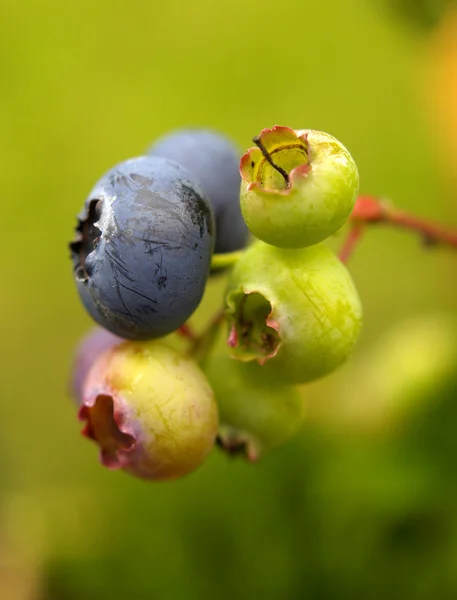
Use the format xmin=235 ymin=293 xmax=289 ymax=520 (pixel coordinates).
xmin=148 ymin=129 xmax=248 ymax=254
xmin=70 ymin=156 xmax=215 ymax=340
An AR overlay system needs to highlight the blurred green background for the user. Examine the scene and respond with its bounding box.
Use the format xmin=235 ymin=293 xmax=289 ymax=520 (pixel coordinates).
xmin=2 ymin=0 xmax=457 ymax=598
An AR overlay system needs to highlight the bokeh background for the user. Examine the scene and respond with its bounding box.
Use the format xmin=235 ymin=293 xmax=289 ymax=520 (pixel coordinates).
xmin=2 ymin=0 xmax=457 ymax=598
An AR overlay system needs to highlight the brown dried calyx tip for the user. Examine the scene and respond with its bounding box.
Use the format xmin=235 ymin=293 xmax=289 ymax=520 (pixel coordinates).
xmin=253 ymin=136 xmax=290 ymax=187
xmin=216 ymin=435 xmax=248 ymax=456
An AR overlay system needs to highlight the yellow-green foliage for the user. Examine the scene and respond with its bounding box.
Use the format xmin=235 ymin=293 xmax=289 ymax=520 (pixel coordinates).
xmin=1 ymin=0 xmax=457 ymax=598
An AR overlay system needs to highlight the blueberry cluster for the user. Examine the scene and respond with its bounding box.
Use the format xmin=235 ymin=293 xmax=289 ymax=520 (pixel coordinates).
xmin=70 ymin=129 xmax=248 ymax=341
xmin=70 ymin=125 xmax=362 ymax=481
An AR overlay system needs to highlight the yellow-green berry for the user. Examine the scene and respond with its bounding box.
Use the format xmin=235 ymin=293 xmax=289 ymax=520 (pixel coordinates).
xmin=225 ymin=240 xmax=362 ymax=384
xmin=240 ymin=125 xmax=359 ymax=248
xmin=78 ymin=341 xmax=219 ymax=481
xmin=205 ymin=354 xmax=305 ymax=461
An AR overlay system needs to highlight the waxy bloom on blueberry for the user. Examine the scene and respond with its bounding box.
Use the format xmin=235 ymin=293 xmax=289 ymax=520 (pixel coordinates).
xmin=78 ymin=341 xmax=219 ymax=481
xmin=149 ymin=128 xmax=248 ymax=254
xmin=205 ymin=355 xmax=305 ymax=461
xmin=225 ymin=241 xmax=362 ymax=384
xmin=70 ymin=156 xmax=215 ymax=341
xmin=240 ymin=126 xmax=359 ymax=248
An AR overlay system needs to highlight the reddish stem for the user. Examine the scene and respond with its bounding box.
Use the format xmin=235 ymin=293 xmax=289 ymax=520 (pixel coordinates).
xmin=177 ymin=323 xmax=198 ymax=342
xmin=338 ymin=226 xmax=364 ymax=264
xmin=339 ymin=195 xmax=457 ymax=263
xmin=384 ymin=210 xmax=457 ymax=247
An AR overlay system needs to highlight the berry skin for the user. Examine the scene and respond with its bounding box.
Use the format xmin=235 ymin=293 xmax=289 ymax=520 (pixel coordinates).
xmin=205 ymin=355 xmax=305 ymax=461
xmin=148 ymin=128 xmax=248 ymax=254
xmin=70 ymin=156 xmax=215 ymax=340
xmin=240 ymin=125 xmax=359 ymax=248
xmin=225 ymin=240 xmax=362 ymax=384
xmin=79 ymin=340 xmax=219 ymax=481
xmin=71 ymin=327 xmax=122 ymax=402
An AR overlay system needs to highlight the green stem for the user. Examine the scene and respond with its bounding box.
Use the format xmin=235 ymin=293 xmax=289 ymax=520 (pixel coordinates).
xmin=210 ymin=250 xmax=244 ymax=272
xmin=191 ymin=309 xmax=226 ymax=367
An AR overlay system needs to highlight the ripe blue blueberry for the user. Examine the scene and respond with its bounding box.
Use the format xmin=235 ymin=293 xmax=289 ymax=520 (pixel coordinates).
xmin=70 ymin=156 xmax=215 ymax=340
xmin=148 ymin=128 xmax=248 ymax=254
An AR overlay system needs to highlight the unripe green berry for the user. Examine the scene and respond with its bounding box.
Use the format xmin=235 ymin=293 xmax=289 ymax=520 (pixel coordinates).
xmin=205 ymin=354 xmax=305 ymax=461
xmin=240 ymin=125 xmax=359 ymax=248
xmin=79 ymin=341 xmax=218 ymax=481
xmin=225 ymin=240 xmax=362 ymax=384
